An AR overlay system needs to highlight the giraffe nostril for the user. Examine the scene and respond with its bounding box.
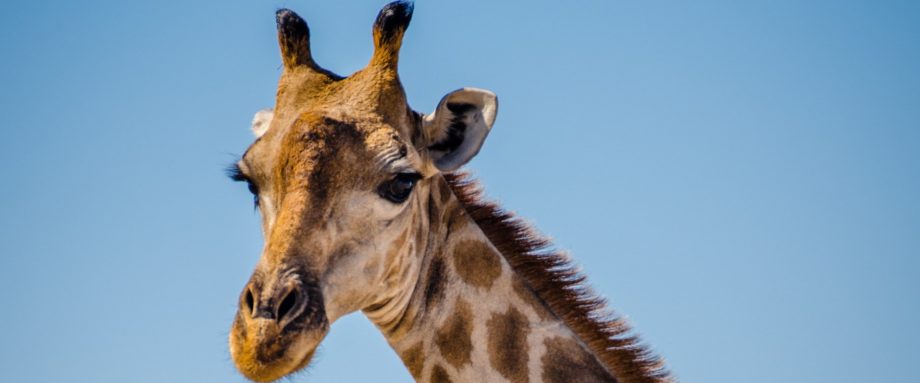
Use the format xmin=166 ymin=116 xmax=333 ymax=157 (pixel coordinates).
xmin=277 ymin=289 xmax=299 ymax=320
xmin=244 ymin=287 xmax=255 ymax=317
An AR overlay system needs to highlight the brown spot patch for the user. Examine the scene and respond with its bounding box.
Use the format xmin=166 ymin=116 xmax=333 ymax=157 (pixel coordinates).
xmin=437 ymin=176 xmax=454 ymax=205
xmin=427 ymin=189 xmax=442 ymax=224
xmin=424 ymin=256 xmax=448 ymax=308
xmin=434 ymin=299 xmax=474 ymax=368
xmin=451 ymin=240 xmax=501 ymax=288
xmin=513 ymin=276 xmax=555 ymax=322
xmin=487 ymin=307 xmax=530 ymax=383
xmin=443 ymin=173 xmax=671 ymax=382
xmin=399 ymin=342 xmax=424 ymax=379
xmin=542 ymin=336 xmax=615 ymax=383
xmin=430 ymin=364 xmax=452 ymax=383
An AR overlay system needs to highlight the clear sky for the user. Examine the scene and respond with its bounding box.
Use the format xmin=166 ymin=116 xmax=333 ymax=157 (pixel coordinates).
xmin=1 ymin=0 xmax=918 ymax=382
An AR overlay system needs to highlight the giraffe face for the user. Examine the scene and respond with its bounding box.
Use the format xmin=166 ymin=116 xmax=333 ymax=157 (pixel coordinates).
xmin=228 ymin=114 xmax=427 ymax=382
xmin=226 ymin=3 xmax=497 ymax=381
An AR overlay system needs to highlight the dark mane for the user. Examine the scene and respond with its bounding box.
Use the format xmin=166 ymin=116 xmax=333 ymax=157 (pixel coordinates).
xmin=444 ymin=173 xmax=672 ymax=383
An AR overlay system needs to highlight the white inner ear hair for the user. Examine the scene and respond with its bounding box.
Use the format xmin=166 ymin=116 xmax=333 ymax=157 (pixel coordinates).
xmin=251 ymin=108 xmax=274 ymax=138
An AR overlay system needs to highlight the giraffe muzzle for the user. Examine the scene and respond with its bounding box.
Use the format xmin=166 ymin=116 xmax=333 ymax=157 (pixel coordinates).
xmin=229 ymin=266 xmax=329 ymax=382
xmin=244 ymin=281 xmax=304 ymax=325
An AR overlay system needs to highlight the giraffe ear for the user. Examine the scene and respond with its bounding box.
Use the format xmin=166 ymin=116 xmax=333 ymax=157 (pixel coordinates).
xmin=251 ymin=108 xmax=274 ymax=138
xmin=423 ymin=88 xmax=498 ymax=171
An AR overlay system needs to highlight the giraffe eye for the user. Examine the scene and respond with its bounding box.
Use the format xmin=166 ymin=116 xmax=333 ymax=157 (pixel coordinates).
xmin=379 ymin=173 xmax=422 ymax=204
xmin=227 ymin=164 xmax=260 ymax=207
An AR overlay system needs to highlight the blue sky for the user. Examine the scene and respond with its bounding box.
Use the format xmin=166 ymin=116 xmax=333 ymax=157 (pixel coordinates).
xmin=1 ymin=0 xmax=918 ymax=382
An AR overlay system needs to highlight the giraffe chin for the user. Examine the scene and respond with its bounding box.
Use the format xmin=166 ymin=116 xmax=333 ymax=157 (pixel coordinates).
xmin=229 ymin=315 xmax=329 ymax=383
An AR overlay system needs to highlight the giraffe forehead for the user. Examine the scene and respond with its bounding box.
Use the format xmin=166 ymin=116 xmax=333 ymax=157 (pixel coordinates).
xmin=292 ymin=119 xmax=409 ymax=166
xmin=276 ymin=66 xmax=409 ymax=107
xmin=286 ymin=124 xmax=383 ymax=212
xmin=244 ymin=117 xmax=407 ymax=182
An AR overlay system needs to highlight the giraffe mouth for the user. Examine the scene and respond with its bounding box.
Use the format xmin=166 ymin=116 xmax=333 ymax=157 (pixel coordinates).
xmin=229 ymin=307 xmax=329 ymax=382
xmin=229 ymin=271 xmax=330 ymax=382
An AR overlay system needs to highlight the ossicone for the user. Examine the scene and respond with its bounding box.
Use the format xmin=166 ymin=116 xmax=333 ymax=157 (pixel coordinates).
xmin=371 ymin=1 xmax=415 ymax=69
xmin=276 ymin=8 xmax=316 ymax=70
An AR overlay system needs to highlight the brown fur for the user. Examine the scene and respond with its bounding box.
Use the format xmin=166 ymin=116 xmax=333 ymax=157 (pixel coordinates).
xmin=450 ymin=240 xmax=502 ymax=289
xmin=400 ymin=342 xmax=425 ymax=379
xmin=443 ymin=201 xmax=469 ymax=234
xmin=437 ymin=177 xmax=454 ymax=205
xmin=444 ymin=173 xmax=672 ymax=383
xmin=512 ymin=275 xmax=556 ymax=322
xmin=434 ymin=299 xmax=474 ymax=368
xmin=433 ymin=173 xmax=468 ymax=234
xmin=423 ymin=256 xmax=448 ymax=308
xmin=389 ymin=229 xmax=410 ymax=257
xmin=486 ymin=307 xmax=530 ymax=383
xmin=430 ymin=364 xmax=452 ymax=383
xmin=542 ymin=336 xmax=616 ymax=383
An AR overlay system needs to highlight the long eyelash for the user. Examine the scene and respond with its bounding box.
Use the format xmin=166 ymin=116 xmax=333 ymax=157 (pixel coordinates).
xmin=226 ymin=163 xmax=260 ymax=209
xmin=225 ymin=163 xmax=248 ymax=182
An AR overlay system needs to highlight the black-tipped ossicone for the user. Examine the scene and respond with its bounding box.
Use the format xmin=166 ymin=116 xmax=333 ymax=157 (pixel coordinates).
xmin=374 ymin=1 xmax=414 ymax=44
xmin=276 ymin=8 xmax=312 ymax=68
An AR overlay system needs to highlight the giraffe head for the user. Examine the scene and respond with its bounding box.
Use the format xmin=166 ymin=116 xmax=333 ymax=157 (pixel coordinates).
xmin=227 ymin=2 xmax=498 ymax=381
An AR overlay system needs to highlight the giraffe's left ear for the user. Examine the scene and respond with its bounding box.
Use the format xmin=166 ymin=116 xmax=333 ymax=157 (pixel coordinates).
xmin=423 ymin=88 xmax=498 ymax=171
xmin=251 ymin=108 xmax=274 ymax=138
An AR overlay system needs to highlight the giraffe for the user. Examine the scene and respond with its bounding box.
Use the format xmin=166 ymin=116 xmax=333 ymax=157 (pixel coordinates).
xmin=227 ymin=2 xmax=670 ymax=382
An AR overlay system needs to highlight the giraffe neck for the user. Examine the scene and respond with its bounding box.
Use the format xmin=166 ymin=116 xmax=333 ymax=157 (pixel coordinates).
xmin=363 ymin=176 xmax=616 ymax=383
